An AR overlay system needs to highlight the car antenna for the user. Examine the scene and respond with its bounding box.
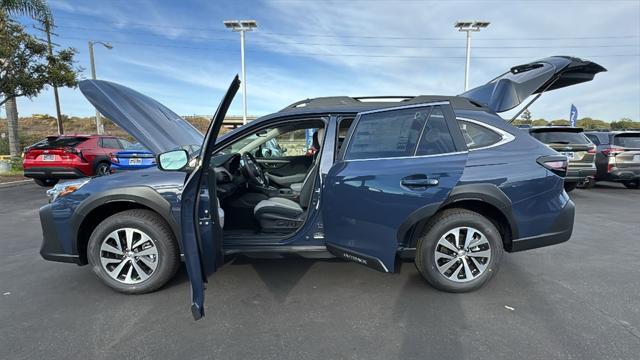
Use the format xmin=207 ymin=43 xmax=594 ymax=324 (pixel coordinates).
xmin=509 ymin=76 xmax=561 ymax=124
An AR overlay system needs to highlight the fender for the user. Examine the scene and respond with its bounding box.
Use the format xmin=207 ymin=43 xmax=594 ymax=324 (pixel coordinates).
xmin=73 ymin=186 xmax=182 ymax=255
xmin=396 ymin=183 xmax=518 ymax=246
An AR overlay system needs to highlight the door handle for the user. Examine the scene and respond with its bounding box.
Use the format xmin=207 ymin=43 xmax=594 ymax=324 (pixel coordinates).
xmin=401 ymin=177 xmax=439 ymax=188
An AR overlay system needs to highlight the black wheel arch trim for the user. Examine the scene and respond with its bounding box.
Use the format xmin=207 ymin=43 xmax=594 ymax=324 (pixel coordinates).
xmin=396 ymin=183 xmax=518 ymax=248
xmin=72 ymin=186 xmax=181 ymax=260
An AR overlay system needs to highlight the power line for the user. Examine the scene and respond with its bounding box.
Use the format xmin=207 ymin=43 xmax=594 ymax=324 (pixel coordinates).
xmin=56 ymin=25 xmax=639 ymax=50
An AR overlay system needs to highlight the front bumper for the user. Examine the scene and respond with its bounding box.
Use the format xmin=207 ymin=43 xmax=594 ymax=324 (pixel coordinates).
xmin=25 ymin=167 xmax=86 ymax=179
xmin=39 ymin=204 xmax=81 ymax=264
xmin=510 ymin=198 xmax=575 ymax=252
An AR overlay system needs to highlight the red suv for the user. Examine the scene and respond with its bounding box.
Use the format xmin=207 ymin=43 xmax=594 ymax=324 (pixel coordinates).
xmin=23 ymin=135 xmax=128 ymax=187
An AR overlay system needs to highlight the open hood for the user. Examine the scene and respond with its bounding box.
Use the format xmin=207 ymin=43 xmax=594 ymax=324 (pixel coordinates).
xmin=460 ymin=56 xmax=606 ymax=113
xmin=79 ymin=80 xmax=203 ymax=154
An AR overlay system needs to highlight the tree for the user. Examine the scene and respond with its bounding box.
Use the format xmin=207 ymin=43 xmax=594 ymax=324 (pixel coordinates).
xmin=550 ymin=119 xmax=570 ymax=126
xmin=610 ymin=118 xmax=640 ymax=130
xmin=576 ymin=117 xmax=610 ymax=130
xmin=521 ymin=109 xmax=532 ymax=122
xmin=2 ymin=0 xmax=50 ymax=157
xmin=1 ymin=5 xmax=78 ymax=156
xmin=531 ymin=119 xmax=548 ymax=126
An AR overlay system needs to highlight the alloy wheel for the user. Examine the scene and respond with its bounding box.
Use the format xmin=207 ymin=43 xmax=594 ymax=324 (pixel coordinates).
xmin=434 ymin=226 xmax=492 ymax=283
xmin=96 ymin=164 xmax=110 ymax=176
xmin=99 ymin=228 xmax=159 ymax=284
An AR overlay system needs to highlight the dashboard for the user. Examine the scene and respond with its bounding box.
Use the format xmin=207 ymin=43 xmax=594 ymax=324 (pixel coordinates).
xmin=211 ymin=153 xmax=245 ymax=199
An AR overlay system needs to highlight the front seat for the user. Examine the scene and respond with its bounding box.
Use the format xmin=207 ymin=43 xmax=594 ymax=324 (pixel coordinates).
xmin=254 ymin=128 xmax=323 ymax=232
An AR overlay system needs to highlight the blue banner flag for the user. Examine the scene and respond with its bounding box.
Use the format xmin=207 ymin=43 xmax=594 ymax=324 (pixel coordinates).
xmin=570 ymin=104 xmax=578 ymax=127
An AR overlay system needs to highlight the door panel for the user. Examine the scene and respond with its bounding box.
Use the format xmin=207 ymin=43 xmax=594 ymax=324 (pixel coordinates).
xmin=258 ymin=155 xmax=313 ymax=187
xmin=322 ymin=154 xmax=467 ymax=272
xmin=180 ymin=75 xmax=240 ymax=320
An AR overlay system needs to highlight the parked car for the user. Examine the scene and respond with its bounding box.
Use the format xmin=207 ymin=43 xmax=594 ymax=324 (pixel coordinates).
xmin=585 ymin=130 xmax=640 ymax=188
xmin=109 ymin=141 xmax=156 ymax=172
xmin=528 ymin=126 xmax=596 ymax=192
xmin=23 ymin=135 xmax=129 ymax=187
xmin=39 ymin=56 xmax=604 ymax=319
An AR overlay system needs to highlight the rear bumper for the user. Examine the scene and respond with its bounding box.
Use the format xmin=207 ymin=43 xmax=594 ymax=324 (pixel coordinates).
xmin=39 ymin=204 xmax=81 ymax=264
xmin=565 ymin=166 xmax=596 ymax=183
xmin=24 ymin=167 xmax=86 ymax=179
xmin=607 ymin=167 xmax=640 ymax=181
xmin=510 ymin=198 xmax=575 ymax=252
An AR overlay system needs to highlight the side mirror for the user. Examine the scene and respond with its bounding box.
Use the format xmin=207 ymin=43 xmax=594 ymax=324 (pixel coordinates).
xmin=157 ymin=149 xmax=189 ymax=171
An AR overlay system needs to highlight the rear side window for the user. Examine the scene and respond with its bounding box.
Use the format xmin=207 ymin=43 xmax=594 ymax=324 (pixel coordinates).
xmin=415 ymin=107 xmax=457 ymax=156
xmin=585 ymin=134 xmax=600 ymax=145
xmin=458 ymin=120 xmax=502 ymax=149
xmin=530 ymin=130 xmax=590 ymax=144
xmin=101 ymin=137 xmax=122 ymax=149
xmin=345 ymin=106 xmax=430 ymax=160
xmin=32 ymin=136 xmax=87 ymax=148
xmin=613 ymin=133 xmax=640 ymax=148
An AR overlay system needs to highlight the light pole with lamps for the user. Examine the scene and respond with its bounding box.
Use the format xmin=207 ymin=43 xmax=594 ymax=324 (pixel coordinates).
xmin=223 ymin=20 xmax=257 ymax=125
xmin=88 ymin=41 xmax=113 ymax=134
xmin=454 ymin=21 xmax=490 ymax=91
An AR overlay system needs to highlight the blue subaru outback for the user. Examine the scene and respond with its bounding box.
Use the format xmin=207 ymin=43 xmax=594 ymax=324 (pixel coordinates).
xmin=39 ymin=56 xmax=605 ymax=319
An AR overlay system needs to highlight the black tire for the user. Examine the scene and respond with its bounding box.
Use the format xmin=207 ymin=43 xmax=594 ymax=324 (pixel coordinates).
xmin=577 ymin=177 xmax=596 ymax=189
xmin=622 ymin=180 xmax=640 ymax=189
xmin=34 ymin=178 xmax=59 ymax=187
xmin=564 ymin=182 xmax=578 ymax=192
xmin=415 ymin=208 xmax=503 ymax=293
xmin=95 ymin=162 xmax=110 ymax=177
xmin=87 ymin=209 xmax=179 ymax=294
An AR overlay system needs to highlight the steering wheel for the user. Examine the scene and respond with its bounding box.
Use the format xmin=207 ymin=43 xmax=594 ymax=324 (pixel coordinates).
xmin=241 ymin=152 xmax=269 ymax=187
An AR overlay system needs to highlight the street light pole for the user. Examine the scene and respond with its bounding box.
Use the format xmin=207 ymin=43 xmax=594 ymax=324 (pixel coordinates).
xmin=88 ymin=41 xmax=113 ymax=134
xmin=454 ymin=21 xmax=490 ymax=91
xmin=224 ymin=20 xmax=258 ymax=125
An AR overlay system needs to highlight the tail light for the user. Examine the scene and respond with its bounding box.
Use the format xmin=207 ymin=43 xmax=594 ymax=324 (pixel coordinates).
xmin=602 ymin=146 xmax=625 ymax=157
xmin=587 ymin=145 xmax=596 ymax=154
xmin=537 ymin=155 xmax=568 ymax=177
xmin=109 ymin=153 xmax=119 ymax=164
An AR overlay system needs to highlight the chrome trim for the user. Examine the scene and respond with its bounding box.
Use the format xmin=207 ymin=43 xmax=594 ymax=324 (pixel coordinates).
xmin=457 ymin=117 xmax=516 ymax=151
xmin=344 ymin=150 xmax=468 ymax=163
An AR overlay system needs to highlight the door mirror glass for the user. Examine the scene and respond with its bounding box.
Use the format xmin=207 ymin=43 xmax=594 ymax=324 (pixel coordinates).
xmin=158 ymin=149 xmax=189 ymax=171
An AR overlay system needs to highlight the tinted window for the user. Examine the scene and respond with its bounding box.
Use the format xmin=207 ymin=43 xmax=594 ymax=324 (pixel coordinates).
xmin=613 ymin=133 xmax=640 ymax=148
xmin=530 ymin=130 xmax=590 ymax=144
xmin=416 ymin=107 xmax=456 ymax=156
xmin=32 ymin=136 xmax=87 ymax=148
xmin=458 ymin=120 xmax=502 ymax=149
xmin=345 ymin=107 xmax=429 ymax=160
xmin=101 ymin=137 xmax=122 ymax=149
xmin=585 ymin=134 xmax=600 ymax=145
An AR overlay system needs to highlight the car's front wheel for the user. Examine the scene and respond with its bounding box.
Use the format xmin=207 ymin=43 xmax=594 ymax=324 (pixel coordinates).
xmin=87 ymin=209 xmax=179 ymax=294
xmin=415 ymin=208 xmax=503 ymax=292
xmin=34 ymin=178 xmax=59 ymax=187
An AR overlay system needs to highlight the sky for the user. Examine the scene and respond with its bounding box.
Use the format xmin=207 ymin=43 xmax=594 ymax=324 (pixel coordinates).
xmin=6 ymin=0 xmax=640 ymax=121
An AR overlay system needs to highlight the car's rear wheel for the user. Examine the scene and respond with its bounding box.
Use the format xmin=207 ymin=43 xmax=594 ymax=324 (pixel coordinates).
xmin=34 ymin=178 xmax=59 ymax=187
xmin=415 ymin=208 xmax=503 ymax=292
xmin=563 ymin=182 xmax=578 ymax=192
xmin=95 ymin=162 xmax=110 ymax=176
xmin=622 ymin=180 xmax=639 ymax=189
xmin=87 ymin=209 xmax=179 ymax=294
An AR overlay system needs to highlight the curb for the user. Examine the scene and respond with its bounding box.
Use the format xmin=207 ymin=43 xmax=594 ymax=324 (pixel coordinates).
xmin=0 ymin=179 xmax=32 ymax=189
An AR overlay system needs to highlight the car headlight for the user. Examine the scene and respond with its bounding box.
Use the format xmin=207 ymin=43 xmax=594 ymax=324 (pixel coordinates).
xmin=46 ymin=179 xmax=91 ymax=203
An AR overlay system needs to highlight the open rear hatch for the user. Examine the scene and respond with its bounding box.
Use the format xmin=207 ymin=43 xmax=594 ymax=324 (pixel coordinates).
xmin=460 ymin=56 xmax=606 ymax=114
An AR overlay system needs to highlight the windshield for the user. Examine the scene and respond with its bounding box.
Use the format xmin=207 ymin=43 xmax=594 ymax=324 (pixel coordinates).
xmin=531 ymin=130 xmax=590 ymax=144
xmin=613 ymin=133 xmax=640 ymax=148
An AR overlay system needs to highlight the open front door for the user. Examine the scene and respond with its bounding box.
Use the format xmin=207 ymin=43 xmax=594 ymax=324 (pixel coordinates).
xmin=321 ymin=103 xmax=468 ymax=272
xmin=181 ymin=75 xmax=240 ymax=320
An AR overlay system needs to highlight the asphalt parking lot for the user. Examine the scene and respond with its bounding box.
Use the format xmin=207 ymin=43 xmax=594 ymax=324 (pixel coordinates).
xmin=1 ymin=182 xmax=639 ymax=360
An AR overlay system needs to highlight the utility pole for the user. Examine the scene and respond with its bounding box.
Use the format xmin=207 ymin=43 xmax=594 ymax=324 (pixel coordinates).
xmin=454 ymin=21 xmax=491 ymax=91
xmin=35 ymin=20 xmax=64 ymax=134
xmin=224 ymin=20 xmax=258 ymax=125
xmin=88 ymin=41 xmax=113 ymax=134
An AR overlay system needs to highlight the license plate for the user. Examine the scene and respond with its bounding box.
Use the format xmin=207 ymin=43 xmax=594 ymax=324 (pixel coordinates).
xmin=561 ymin=152 xmax=574 ymax=160
xmin=129 ymin=158 xmax=142 ymax=165
xmin=42 ymin=154 xmax=55 ymax=161
xmin=634 ymin=155 xmax=640 ymax=162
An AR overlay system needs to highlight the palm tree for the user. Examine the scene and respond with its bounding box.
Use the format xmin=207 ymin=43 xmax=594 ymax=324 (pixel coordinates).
xmin=1 ymin=0 xmax=52 ymax=157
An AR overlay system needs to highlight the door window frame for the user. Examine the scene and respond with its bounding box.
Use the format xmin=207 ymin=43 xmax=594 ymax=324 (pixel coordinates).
xmin=339 ymin=102 xmax=467 ymax=162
